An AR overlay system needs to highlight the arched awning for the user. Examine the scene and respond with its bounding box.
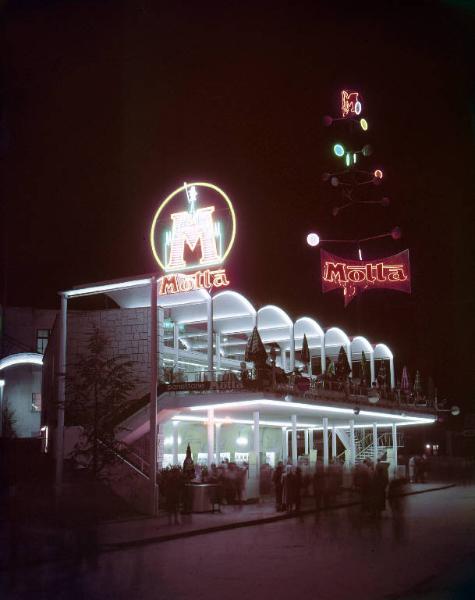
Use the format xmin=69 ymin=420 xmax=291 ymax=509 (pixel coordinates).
xmin=0 ymin=353 xmax=44 ymax=371
xmin=294 ymin=317 xmax=324 ymax=350
xmin=257 ymin=305 xmax=292 ymax=346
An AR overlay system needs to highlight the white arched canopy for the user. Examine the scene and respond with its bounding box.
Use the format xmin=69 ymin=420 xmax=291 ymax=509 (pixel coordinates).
xmin=0 ymin=353 xmax=43 ymax=371
xmin=325 ymin=327 xmax=350 ymax=353
xmin=294 ymin=317 xmax=324 ymax=350
xmin=257 ymin=305 xmax=293 ymax=345
xmin=212 ymin=291 xmax=256 ymax=334
xmin=351 ymin=336 xmax=373 ymax=357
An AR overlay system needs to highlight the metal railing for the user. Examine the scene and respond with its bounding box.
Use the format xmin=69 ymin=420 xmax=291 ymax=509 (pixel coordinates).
xmin=161 ymin=367 xmax=435 ymax=412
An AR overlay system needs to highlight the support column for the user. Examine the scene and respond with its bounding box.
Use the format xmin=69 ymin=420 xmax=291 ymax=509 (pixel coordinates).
xmin=55 ymin=293 xmax=68 ymax=496
xmin=149 ymin=277 xmax=158 ymax=515
xmin=291 ymin=414 xmax=297 ymax=464
xmin=207 ymin=296 xmax=213 ymax=377
xmin=323 ymin=417 xmax=329 ymax=467
xmin=253 ymin=411 xmax=260 ymax=470
xmin=280 ymin=347 xmax=287 ymax=371
xmin=308 ymin=351 xmax=312 ymax=376
xmin=332 ymin=426 xmax=337 ymax=459
xmin=173 ymin=322 xmax=179 ymax=365
xmin=207 ymin=409 xmax=215 ymax=466
xmin=389 ymin=357 xmax=395 ymax=389
xmin=304 ymin=429 xmax=309 ymax=455
xmin=373 ymin=423 xmax=378 ymax=464
xmin=320 ymin=336 xmax=326 ymax=374
xmin=282 ymin=428 xmax=288 ymax=462
xmin=392 ymin=422 xmax=398 ymax=477
xmin=172 ymin=422 xmax=179 ymax=466
xmin=347 ymin=342 xmax=352 ymax=376
xmin=289 ymin=325 xmax=295 ymax=372
xmin=216 ymin=332 xmax=221 ymax=371
xmin=215 ymin=423 xmax=221 ymax=464
xmin=370 ymin=352 xmax=375 ymax=385
xmin=349 ymin=419 xmax=356 ymax=467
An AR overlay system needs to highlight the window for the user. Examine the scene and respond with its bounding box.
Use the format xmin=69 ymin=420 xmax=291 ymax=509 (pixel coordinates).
xmin=36 ymin=329 xmax=50 ymax=354
xmin=31 ymin=392 xmax=42 ymax=413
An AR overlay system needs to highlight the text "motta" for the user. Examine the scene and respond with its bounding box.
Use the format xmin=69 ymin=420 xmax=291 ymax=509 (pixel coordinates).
xmin=323 ymin=261 xmax=408 ymax=284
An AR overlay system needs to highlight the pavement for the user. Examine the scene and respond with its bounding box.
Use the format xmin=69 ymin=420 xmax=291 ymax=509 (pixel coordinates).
xmin=99 ymin=482 xmax=454 ymax=549
xmin=2 ymin=484 xmax=474 ymax=600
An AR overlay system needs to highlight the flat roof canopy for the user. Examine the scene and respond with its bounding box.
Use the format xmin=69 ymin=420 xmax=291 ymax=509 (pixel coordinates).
xmin=118 ymin=391 xmax=435 ymax=444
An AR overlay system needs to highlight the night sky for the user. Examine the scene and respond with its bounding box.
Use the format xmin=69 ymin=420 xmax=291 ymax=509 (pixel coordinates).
xmin=1 ymin=1 xmax=474 ymax=408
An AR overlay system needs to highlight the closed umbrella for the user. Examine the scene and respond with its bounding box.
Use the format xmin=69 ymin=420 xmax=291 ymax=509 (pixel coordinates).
xmin=377 ymin=362 xmax=387 ymax=388
xmin=401 ymin=366 xmax=410 ymax=392
xmin=301 ymin=334 xmax=310 ymax=370
xmin=414 ymin=370 xmax=422 ymax=395
xmin=244 ymin=326 xmax=268 ymax=367
xmin=336 ymin=346 xmax=351 ymax=381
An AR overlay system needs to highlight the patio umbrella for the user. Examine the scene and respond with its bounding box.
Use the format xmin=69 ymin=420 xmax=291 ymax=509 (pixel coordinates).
xmin=360 ymin=351 xmax=368 ymax=386
xmin=336 ymin=346 xmax=351 ymax=381
xmin=301 ymin=334 xmax=310 ymax=369
xmin=413 ymin=370 xmax=422 ymax=394
xmin=244 ymin=326 xmax=268 ymax=366
xmin=400 ymin=366 xmax=410 ymax=391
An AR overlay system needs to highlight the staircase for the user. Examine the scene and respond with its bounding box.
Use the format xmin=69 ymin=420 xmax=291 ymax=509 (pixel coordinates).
xmin=355 ymin=431 xmax=404 ymax=463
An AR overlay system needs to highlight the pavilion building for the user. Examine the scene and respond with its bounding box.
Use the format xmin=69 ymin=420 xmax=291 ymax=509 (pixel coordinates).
xmin=42 ymin=275 xmax=435 ymax=512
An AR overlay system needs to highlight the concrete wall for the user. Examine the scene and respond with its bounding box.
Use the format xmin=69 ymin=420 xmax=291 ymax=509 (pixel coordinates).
xmin=2 ymin=306 xmax=57 ymax=355
xmin=65 ymin=307 xmax=164 ymax=402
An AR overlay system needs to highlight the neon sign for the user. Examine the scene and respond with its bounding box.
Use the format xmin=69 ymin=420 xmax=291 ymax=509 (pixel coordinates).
xmin=150 ymin=182 xmax=236 ymax=295
xmin=158 ymin=268 xmax=230 ymax=295
xmin=321 ymin=249 xmax=411 ymax=306
xmin=341 ymin=90 xmax=362 ymax=118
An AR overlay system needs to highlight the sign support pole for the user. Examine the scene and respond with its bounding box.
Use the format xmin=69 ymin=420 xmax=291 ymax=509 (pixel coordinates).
xmin=149 ymin=276 xmax=158 ymax=516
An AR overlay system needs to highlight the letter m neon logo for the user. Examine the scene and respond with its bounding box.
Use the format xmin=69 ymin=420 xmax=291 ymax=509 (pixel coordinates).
xmin=167 ymin=206 xmax=220 ymax=271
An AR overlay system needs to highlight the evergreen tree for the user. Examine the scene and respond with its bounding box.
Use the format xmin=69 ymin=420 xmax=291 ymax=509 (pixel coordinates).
xmin=66 ymin=326 xmax=138 ymax=479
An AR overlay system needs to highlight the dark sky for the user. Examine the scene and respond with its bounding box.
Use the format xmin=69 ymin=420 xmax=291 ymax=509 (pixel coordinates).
xmin=1 ymin=0 xmax=474 ymax=407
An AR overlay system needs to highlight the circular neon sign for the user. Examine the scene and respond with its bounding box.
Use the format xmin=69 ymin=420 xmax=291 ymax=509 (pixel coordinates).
xmin=150 ymin=182 xmax=237 ymax=273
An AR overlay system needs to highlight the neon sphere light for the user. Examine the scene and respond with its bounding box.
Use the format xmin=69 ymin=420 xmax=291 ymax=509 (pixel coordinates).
xmin=451 ymin=405 xmax=460 ymax=416
xmin=354 ymin=100 xmax=362 ymax=115
xmin=360 ymin=118 xmax=368 ymax=131
xmin=333 ymin=144 xmax=345 ymax=157
xmin=307 ymin=233 xmax=320 ymax=247
xmin=236 ymin=436 xmax=248 ymax=446
xmin=150 ymin=182 xmax=237 ymax=272
xmin=391 ymin=226 xmax=402 ymax=240
xmin=374 ymin=169 xmax=383 ymax=179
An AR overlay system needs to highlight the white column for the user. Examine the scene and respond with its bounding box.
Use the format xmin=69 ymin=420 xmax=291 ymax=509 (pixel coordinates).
xmin=253 ymin=411 xmax=260 ymax=470
xmin=291 ymin=414 xmax=297 ymax=464
xmin=332 ymin=426 xmax=337 ymax=459
xmin=370 ymin=352 xmax=375 ymax=385
xmin=55 ymin=293 xmax=68 ymax=496
xmin=216 ymin=332 xmax=221 ymax=371
xmin=280 ymin=347 xmax=287 ymax=371
xmin=173 ymin=322 xmax=179 ymax=364
xmin=392 ymin=422 xmax=398 ymax=477
xmin=389 ymin=357 xmax=395 ymax=389
xmin=308 ymin=351 xmax=312 ymax=376
xmin=282 ymin=427 xmax=288 ymax=462
xmin=320 ymin=336 xmax=326 ymax=374
xmin=207 ymin=296 xmax=213 ymax=376
xmin=172 ymin=422 xmax=179 ymax=465
xmin=207 ymin=409 xmax=215 ymax=466
xmin=215 ymin=423 xmax=221 ymax=464
xmin=347 ymin=342 xmax=352 ymax=376
xmin=349 ymin=419 xmax=356 ymax=466
xmin=149 ymin=277 xmax=159 ymax=515
xmin=289 ymin=325 xmax=295 ymax=371
xmin=373 ymin=423 xmax=378 ymax=464
xmin=323 ymin=417 xmax=329 ymax=467
xmin=304 ymin=429 xmax=309 ymax=455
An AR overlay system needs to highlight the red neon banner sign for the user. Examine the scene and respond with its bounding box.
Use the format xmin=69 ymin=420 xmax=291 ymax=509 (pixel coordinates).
xmin=321 ymin=249 xmax=411 ymax=306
